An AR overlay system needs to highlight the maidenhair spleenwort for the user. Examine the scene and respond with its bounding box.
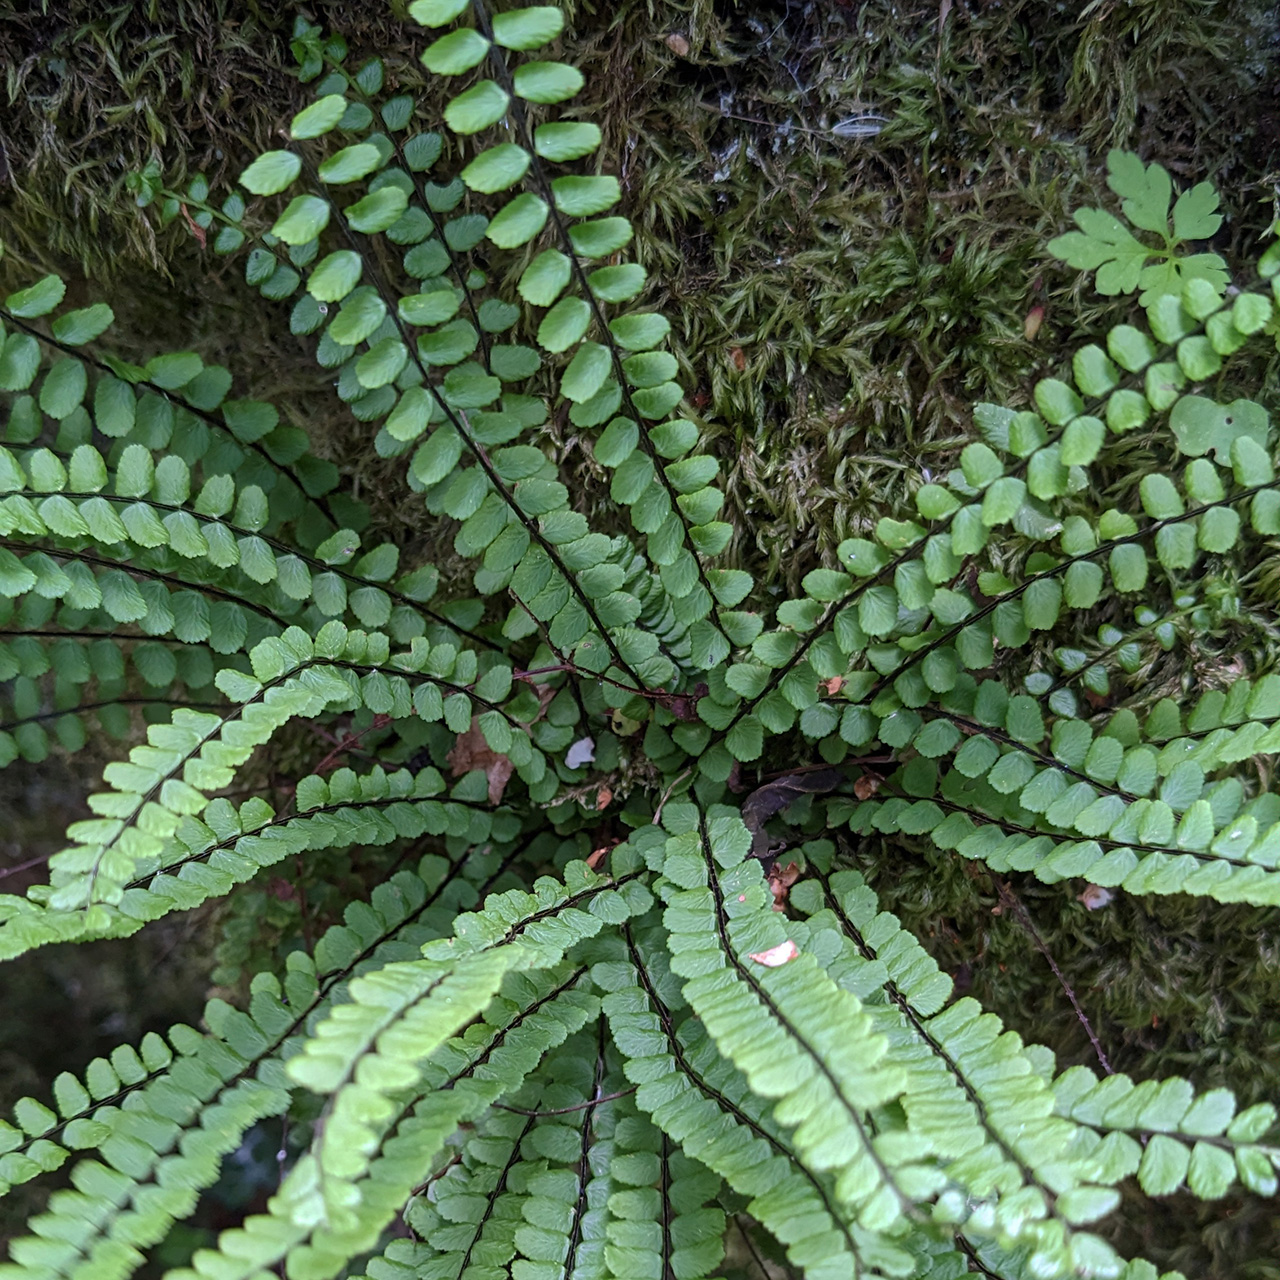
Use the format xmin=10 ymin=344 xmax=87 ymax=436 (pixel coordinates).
xmin=1 ymin=3 xmax=1280 ymax=1278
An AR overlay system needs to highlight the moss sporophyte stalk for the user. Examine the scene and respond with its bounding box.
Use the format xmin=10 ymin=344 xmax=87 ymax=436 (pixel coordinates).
xmin=2 ymin=2 xmax=1280 ymax=1278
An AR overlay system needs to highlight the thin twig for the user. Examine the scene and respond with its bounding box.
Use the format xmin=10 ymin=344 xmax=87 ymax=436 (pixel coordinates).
xmin=652 ymin=768 xmax=692 ymax=826
xmin=735 ymin=1214 xmax=776 ymax=1280
xmin=492 ymin=1086 xmax=636 ymax=1117
xmin=993 ymin=876 xmax=1113 ymax=1075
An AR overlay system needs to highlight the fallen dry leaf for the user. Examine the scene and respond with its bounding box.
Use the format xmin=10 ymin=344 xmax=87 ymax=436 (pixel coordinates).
xmin=446 ymin=716 xmax=515 ymax=805
xmin=180 ymin=203 xmax=207 ymax=249
xmin=729 ymin=346 xmax=746 ymax=372
xmin=664 ymin=31 xmax=690 ymax=56
xmin=854 ymin=773 xmax=881 ymax=800
xmin=1024 ymin=304 xmax=1045 ymax=341
xmin=821 ymin=676 xmax=844 ymax=696
xmin=655 ymin=685 xmax=705 ymax=721
xmin=767 ymin=861 xmax=801 ymax=911
xmin=596 ymin=786 xmax=613 ymax=811
xmin=268 ymin=877 xmax=298 ymax=903
xmin=749 ymin=939 xmax=800 ymax=967
xmin=586 ymin=841 xmax=618 ymax=871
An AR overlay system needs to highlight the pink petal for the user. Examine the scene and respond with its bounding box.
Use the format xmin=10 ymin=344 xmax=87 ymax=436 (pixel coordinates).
xmin=748 ymin=939 xmax=800 ymax=967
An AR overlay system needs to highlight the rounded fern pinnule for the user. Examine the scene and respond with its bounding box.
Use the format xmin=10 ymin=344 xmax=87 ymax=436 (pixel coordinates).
xmin=2 ymin=0 xmax=1280 ymax=1276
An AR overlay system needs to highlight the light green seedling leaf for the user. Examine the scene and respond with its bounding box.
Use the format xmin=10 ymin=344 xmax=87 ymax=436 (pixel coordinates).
xmin=513 ymin=61 xmax=584 ymax=104
xmin=462 ymin=144 xmax=532 ymax=194
xmin=1107 ymin=149 xmax=1172 ymax=234
xmin=318 ymin=144 xmax=383 ymax=185
xmin=239 ymin=151 xmax=301 ymax=195
xmin=290 ymin=94 xmax=348 ymax=139
xmin=51 ymin=304 xmax=114 ymax=346
xmin=421 ymin=27 xmax=490 ymax=74
xmin=309 ymin=251 xmax=363 ymax=303
xmin=491 ymin=6 xmax=565 ymax=49
xmin=408 ymin=0 xmax=470 ymax=26
xmin=272 ymin=195 xmax=331 ymax=245
xmin=1049 ymin=209 xmax=1148 ymax=296
xmin=6 ymin=274 xmax=65 ymax=318
xmin=445 ymin=81 xmax=511 ymax=134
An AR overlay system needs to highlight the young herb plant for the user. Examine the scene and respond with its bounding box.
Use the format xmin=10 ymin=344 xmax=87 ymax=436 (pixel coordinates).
xmin=2 ymin=4 xmax=1280 ymax=1279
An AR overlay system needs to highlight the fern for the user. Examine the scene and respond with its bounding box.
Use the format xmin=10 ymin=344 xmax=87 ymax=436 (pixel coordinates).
xmin=3 ymin=1 xmax=1280 ymax=1277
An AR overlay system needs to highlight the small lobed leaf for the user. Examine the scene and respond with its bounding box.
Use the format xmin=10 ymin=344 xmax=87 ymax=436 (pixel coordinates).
xmin=271 ymin=195 xmax=331 ymax=245
xmin=421 ymin=27 xmax=491 ymax=74
xmin=512 ymin=60 xmax=584 ymax=103
xmin=239 ymin=150 xmax=302 ymax=195
xmin=491 ymin=6 xmax=565 ymax=50
xmin=290 ymin=94 xmax=348 ymax=139
xmin=445 ymin=80 xmax=511 ymax=134
xmin=318 ymin=144 xmax=383 ymax=184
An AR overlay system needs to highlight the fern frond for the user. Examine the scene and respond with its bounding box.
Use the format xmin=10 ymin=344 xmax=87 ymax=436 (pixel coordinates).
xmin=5 ymin=3 xmax=1280 ymax=1274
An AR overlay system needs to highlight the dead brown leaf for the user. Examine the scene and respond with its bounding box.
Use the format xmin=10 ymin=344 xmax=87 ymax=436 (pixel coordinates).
xmin=664 ymin=32 xmax=690 ymax=56
xmin=854 ymin=773 xmax=881 ymax=800
xmin=180 ymin=203 xmax=207 ymax=249
xmin=1023 ymin=304 xmax=1045 ymax=341
xmin=729 ymin=346 xmax=746 ymax=372
xmin=767 ymin=861 xmax=801 ymax=911
xmin=596 ymin=786 xmax=613 ymax=811
xmin=446 ymin=716 xmax=515 ymax=805
xmin=655 ymin=684 xmax=705 ymax=721
xmin=821 ymin=676 xmax=844 ymax=696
